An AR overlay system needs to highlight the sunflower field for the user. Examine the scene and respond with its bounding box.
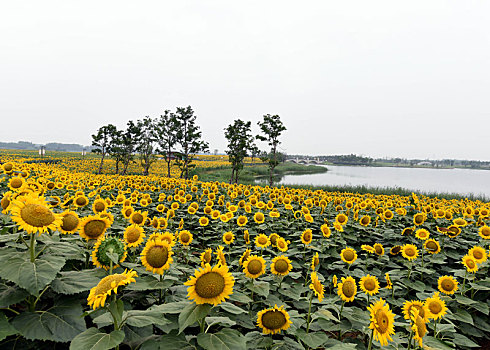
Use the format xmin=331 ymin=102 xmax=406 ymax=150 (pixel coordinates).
xmin=0 ymin=156 xmax=489 ymax=350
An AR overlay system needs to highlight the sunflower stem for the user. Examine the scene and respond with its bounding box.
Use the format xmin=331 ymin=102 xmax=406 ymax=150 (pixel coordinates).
xmin=433 ymin=317 xmax=438 ymax=338
xmin=109 ymin=260 xmax=113 ymax=275
xmin=306 ymin=292 xmax=313 ymax=334
xmin=367 ymin=328 xmax=374 ymax=350
xmin=407 ymin=260 xmax=413 ymax=279
xmin=338 ymin=301 xmax=345 ymax=340
xmin=461 ymin=270 xmax=467 ymax=295
xmin=29 ymin=233 xmax=36 ymax=263
xmin=407 ymin=329 xmax=413 ymax=350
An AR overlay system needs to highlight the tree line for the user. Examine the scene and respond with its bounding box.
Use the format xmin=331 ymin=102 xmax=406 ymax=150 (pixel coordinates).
xmin=91 ymin=106 xmax=286 ymax=185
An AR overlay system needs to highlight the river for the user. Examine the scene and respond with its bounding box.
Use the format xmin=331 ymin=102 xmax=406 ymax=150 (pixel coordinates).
xmin=275 ymin=165 xmax=490 ymax=198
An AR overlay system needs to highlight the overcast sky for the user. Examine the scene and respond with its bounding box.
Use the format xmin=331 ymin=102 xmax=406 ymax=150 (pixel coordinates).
xmin=1 ymin=1 xmax=489 ymax=160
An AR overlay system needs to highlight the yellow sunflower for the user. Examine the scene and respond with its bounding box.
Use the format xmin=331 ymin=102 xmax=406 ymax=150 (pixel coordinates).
xmin=337 ymin=276 xmax=357 ymax=302
xmin=413 ymin=213 xmax=426 ymax=226
xmin=402 ymin=300 xmax=428 ymax=322
xmin=122 ymin=206 xmax=134 ymax=219
xmin=415 ymin=228 xmax=430 ymax=241
xmin=425 ymin=292 xmax=447 ymax=320
xmin=92 ymin=198 xmax=107 ymax=214
xmin=340 ymin=247 xmax=357 ymax=264
xmin=276 ymin=237 xmax=289 ymax=252
xmin=10 ymin=194 xmax=62 ymax=235
xmin=215 ymin=245 xmax=227 ymax=266
xmin=222 ymin=231 xmax=235 ymax=245
xmin=385 ymin=273 xmax=392 ymax=289
xmin=332 ymin=275 xmax=338 ymax=287
xmin=359 ymin=275 xmax=380 ymax=296
xmin=237 ymin=215 xmax=248 ymax=227
xmin=359 ymin=215 xmax=371 ymax=227
xmin=244 ymin=230 xmax=251 ymax=244
xmin=478 ymin=225 xmax=490 ymax=239
xmin=79 ymin=214 xmax=111 ymax=241
xmin=389 ymin=246 xmax=402 ymax=255
xmin=59 ymin=210 xmax=80 ymax=234
xmin=200 ymin=248 xmax=213 ymax=267
xmin=320 ymin=224 xmax=331 ymax=238
xmin=270 ymin=255 xmax=292 ymax=276
xmin=367 ymin=298 xmax=395 ymax=346
xmin=401 ymin=227 xmax=414 ymax=236
xmin=239 ymin=248 xmax=251 ymax=266
xmin=254 ymin=211 xmax=265 ymax=224
xmin=73 ymin=194 xmax=89 ymax=208
xmin=184 ymin=263 xmax=234 ymax=306
xmin=257 ymin=305 xmax=292 ymax=335
xmin=461 ymin=254 xmax=478 ymax=273
xmin=401 ymin=244 xmax=418 ymax=261
xmin=123 ymin=224 xmax=145 ymax=247
xmin=255 ymin=233 xmax=270 ymax=249
xmin=468 ymin=246 xmax=487 ymax=264
xmin=336 ymin=213 xmax=348 ymax=226
xmin=438 ymin=275 xmax=458 ymax=295
xmin=301 ymin=229 xmax=313 ymax=245
xmin=199 ymin=216 xmax=209 ymax=226
xmin=373 ymin=243 xmax=385 ymax=256
xmin=361 ymin=245 xmax=376 ymax=254
xmin=411 ymin=308 xmax=427 ymax=348
xmin=87 ymin=269 xmax=137 ymax=310
xmin=453 ymin=217 xmax=468 ymax=227
xmin=311 ymin=252 xmax=319 ymax=271
xmin=310 ymin=271 xmax=324 ymax=302
xmin=140 ymin=238 xmax=173 ymax=275
xmin=424 ymin=239 xmax=441 ymax=254
xmin=243 ymin=255 xmax=266 ymax=279
xmin=129 ymin=210 xmax=148 ymax=226
xmin=8 ymin=177 xmax=26 ymax=192
xmin=179 ymin=230 xmax=193 ymax=246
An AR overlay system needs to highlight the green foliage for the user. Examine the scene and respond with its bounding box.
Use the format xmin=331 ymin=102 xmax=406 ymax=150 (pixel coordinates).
xmin=197 ymin=328 xmax=247 ymax=350
xmin=224 ymin=119 xmax=255 ymax=183
xmin=69 ymin=328 xmax=125 ymax=350
xmin=256 ymin=114 xmax=286 ymax=186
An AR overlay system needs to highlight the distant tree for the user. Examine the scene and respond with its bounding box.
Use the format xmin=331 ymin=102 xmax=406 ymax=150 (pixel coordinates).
xmin=155 ymin=110 xmax=180 ymax=177
xmin=224 ymin=119 xmax=254 ymax=183
xmin=249 ymin=143 xmax=260 ymax=164
xmin=256 ymin=114 xmax=286 ymax=186
xmin=174 ymin=106 xmax=209 ymax=179
xmin=108 ymin=129 xmax=125 ymax=174
xmin=91 ymin=124 xmax=117 ymax=174
xmin=137 ymin=117 xmax=157 ymax=176
xmin=120 ymin=120 xmax=142 ymax=175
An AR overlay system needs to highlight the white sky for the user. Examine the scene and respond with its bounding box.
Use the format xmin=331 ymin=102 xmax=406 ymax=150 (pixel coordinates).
xmin=1 ymin=1 xmax=489 ymax=160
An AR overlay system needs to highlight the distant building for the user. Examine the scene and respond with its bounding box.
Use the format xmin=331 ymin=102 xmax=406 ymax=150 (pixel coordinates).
xmin=417 ymin=161 xmax=432 ymax=166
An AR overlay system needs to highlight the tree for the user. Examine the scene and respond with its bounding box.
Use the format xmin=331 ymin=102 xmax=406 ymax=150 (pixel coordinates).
xmin=155 ymin=110 xmax=180 ymax=177
xmin=91 ymin=124 xmax=117 ymax=174
xmin=108 ymin=129 xmax=124 ymax=174
xmin=174 ymin=106 xmax=209 ymax=179
xmin=136 ymin=117 xmax=157 ymax=176
xmin=256 ymin=114 xmax=286 ymax=186
xmin=224 ymin=119 xmax=254 ymax=183
xmin=120 ymin=120 xmax=142 ymax=175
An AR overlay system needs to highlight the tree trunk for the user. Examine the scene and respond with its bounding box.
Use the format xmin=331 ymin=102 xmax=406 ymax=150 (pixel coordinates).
xmin=122 ymin=160 xmax=129 ymax=175
xmin=167 ymin=147 xmax=172 ymax=177
xmin=229 ymin=168 xmax=235 ymax=184
xmin=115 ymin=160 xmax=120 ymax=174
xmin=98 ymin=153 xmax=105 ymax=174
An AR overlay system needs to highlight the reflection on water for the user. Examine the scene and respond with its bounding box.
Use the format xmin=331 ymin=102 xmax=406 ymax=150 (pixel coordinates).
xmin=276 ymin=165 xmax=490 ymax=198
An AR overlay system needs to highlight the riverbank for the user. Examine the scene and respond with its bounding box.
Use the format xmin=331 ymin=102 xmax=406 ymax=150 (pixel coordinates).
xmin=192 ymin=162 xmax=328 ymax=183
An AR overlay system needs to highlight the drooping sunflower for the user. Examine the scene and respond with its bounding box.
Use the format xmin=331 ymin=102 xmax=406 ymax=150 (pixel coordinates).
xmin=438 ymin=275 xmax=458 ymax=295
xmin=59 ymin=210 xmax=80 ymax=234
xmin=254 ymin=211 xmax=265 ymax=224
xmin=87 ymin=269 xmax=137 ymax=310
xmin=310 ymin=271 xmax=325 ymax=302
xmin=10 ymin=193 xmax=62 ymax=235
xmin=411 ymin=308 xmax=427 ymax=348
xmin=468 ymin=246 xmax=487 ymax=264
xmin=415 ymin=228 xmax=430 ymax=241
xmin=373 ymin=243 xmax=385 ymax=256
xmin=257 ymin=305 xmax=292 ymax=335
xmin=478 ymin=225 xmax=490 ymax=239
xmin=140 ymin=238 xmax=173 ymax=275
xmin=359 ymin=275 xmax=380 ymax=296
xmin=270 ymin=255 xmax=292 ymax=276
xmin=243 ymin=255 xmax=266 ymax=279
xmin=367 ymin=298 xmax=395 ymax=346
xmin=401 ymin=244 xmax=418 ymax=261
xmin=361 ymin=245 xmax=376 ymax=254
xmin=424 ymin=239 xmax=441 ymax=254
xmin=461 ymin=254 xmax=478 ymax=273
xmin=311 ymin=252 xmax=320 ymax=271
xmin=179 ymin=230 xmax=193 ymax=246
xmin=340 ymin=247 xmax=357 ymax=264
xmin=79 ymin=214 xmax=111 ymax=241
xmin=385 ymin=273 xmax=392 ymax=289
xmin=402 ymin=300 xmax=428 ymax=322
xmin=333 ymin=221 xmax=344 ymax=232
xmin=332 ymin=275 xmax=338 ymax=287
xmin=301 ymin=229 xmax=313 ymax=245
xmin=276 ymin=237 xmax=288 ymax=252
xmin=359 ymin=215 xmax=371 ymax=227
xmin=222 ymin=231 xmax=235 ymax=245
xmin=123 ymin=224 xmax=145 ymax=247
xmin=269 ymin=233 xmax=280 ymax=247
xmin=184 ymin=263 xmax=234 ymax=306
xmin=389 ymin=246 xmax=402 ymax=255
xmin=200 ymin=248 xmax=213 ymax=267
xmin=337 ymin=276 xmax=357 ymax=302
xmin=129 ymin=210 xmax=148 ymax=226
xmin=244 ymin=230 xmax=250 ymax=244
xmin=122 ymin=206 xmax=134 ymax=219
xmin=453 ymin=217 xmax=468 ymax=227
xmin=92 ymin=236 xmax=127 ymax=270
xmin=401 ymin=227 xmax=414 ymax=236
xmin=425 ymin=292 xmax=447 ymax=320
xmin=320 ymin=224 xmax=331 ymax=238
xmin=215 ymin=245 xmax=227 ymax=266
xmin=239 ymin=248 xmax=251 ymax=266
xmin=255 ymin=233 xmax=270 ymax=249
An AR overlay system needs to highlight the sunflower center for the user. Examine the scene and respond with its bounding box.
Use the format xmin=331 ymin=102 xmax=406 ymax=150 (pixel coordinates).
xmin=375 ymin=246 xmax=382 ymax=254
xmin=224 ymin=233 xmax=232 ymax=241
xmin=181 ymin=232 xmax=190 ymax=243
xmin=343 ymin=250 xmax=355 ymax=261
xmin=261 ymin=310 xmax=287 ymax=330
xmin=1 ymin=197 xmax=11 ymax=210
xmin=428 ymin=301 xmax=442 ymax=314
xmin=94 ymin=274 xmax=127 ymax=296
xmin=20 ymin=203 xmax=55 ymax=228
xmin=76 ymin=197 xmax=87 ymax=206
xmin=258 ymin=237 xmax=267 ymax=245
xmin=364 ymin=279 xmax=375 ymax=291
xmin=426 ymin=241 xmax=437 ymax=251
xmin=195 ymin=272 xmax=225 ymax=299
xmin=247 ymin=260 xmax=263 ymax=275
xmin=473 ymin=250 xmax=483 ymax=259
xmin=274 ymin=260 xmax=289 ymax=273
xmin=126 ymin=227 xmax=141 ymax=243
xmin=304 ymin=232 xmax=312 ymax=241
xmin=361 ymin=217 xmax=369 ymax=225
xmin=342 ymin=281 xmax=355 ymax=298
xmin=466 ymin=259 xmax=475 ymax=268
xmin=10 ymin=178 xmax=23 ymax=189
xmin=414 ymin=305 xmax=425 ymax=318
xmin=94 ymin=202 xmax=106 ymax=212
xmin=84 ymin=220 xmax=107 ymax=238
xmin=203 ymin=251 xmax=212 ymax=263
xmin=62 ymin=214 xmax=79 ymax=231
xmin=146 ymin=246 xmax=168 ymax=268
xmin=414 ymin=215 xmax=423 ymax=224
xmin=391 ymin=246 xmax=401 ymax=254
xmin=405 ymin=247 xmax=415 ymax=256
xmin=441 ymin=279 xmax=455 ymax=292
xmin=481 ymin=227 xmax=490 ymax=237
xmin=374 ymin=309 xmax=389 ymax=333
xmin=415 ymin=316 xmax=427 ymax=338
xmin=132 ymin=213 xmax=144 ymax=225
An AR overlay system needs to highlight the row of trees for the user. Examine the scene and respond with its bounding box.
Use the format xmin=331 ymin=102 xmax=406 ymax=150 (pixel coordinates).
xmin=92 ymin=107 xmax=287 ymax=184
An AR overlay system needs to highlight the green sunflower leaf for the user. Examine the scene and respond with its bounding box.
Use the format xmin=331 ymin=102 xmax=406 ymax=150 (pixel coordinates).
xmin=197 ymin=328 xmax=246 ymax=350
xmin=178 ymin=303 xmax=211 ymax=334
xmin=69 ymin=328 xmax=125 ymax=350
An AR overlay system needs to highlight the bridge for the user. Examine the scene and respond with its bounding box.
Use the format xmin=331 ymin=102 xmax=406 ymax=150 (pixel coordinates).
xmin=286 ymin=157 xmax=323 ymax=165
